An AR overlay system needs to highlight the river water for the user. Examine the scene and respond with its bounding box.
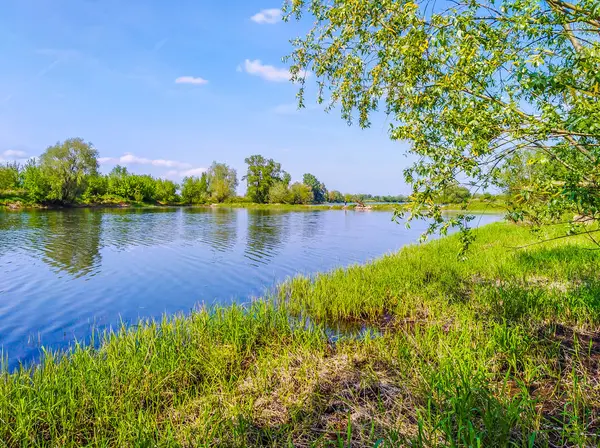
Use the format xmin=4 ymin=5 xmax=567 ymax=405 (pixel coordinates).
xmin=0 ymin=207 xmax=500 ymax=369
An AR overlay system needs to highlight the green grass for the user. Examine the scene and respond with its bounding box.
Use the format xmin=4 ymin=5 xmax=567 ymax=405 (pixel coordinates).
xmin=2 ymin=190 xmax=504 ymax=214
xmin=0 ymin=192 xmax=178 ymax=210
xmin=0 ymin=190 xmax=36 ymax=207
xmin=443 ymin=198 xmax=506 ymax=213
xmin=1 ymin=222 xmax=599 ymax=446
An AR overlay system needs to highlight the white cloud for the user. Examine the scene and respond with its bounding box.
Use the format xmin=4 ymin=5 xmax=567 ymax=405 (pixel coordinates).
xmin=99 ymin=153 xmax=193 ymax=169
xmin=180 ymin=167 xmax=207 ymax=176
xmin=165 ymin=167 xmax=207 ymax=179
xmin=175 ymin=76 xmax=208 ymax=85
xmin=2 ymin=150 xmax=27 ymax=158
xmin=250 ymin=8 xmax=282 ymax=24
xmin=241 ymin=59 xmax=307 ymax=83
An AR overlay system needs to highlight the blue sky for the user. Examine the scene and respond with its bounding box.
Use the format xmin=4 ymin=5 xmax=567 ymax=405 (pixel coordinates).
xmin=0 ymin=0 xmax=412 ymax=195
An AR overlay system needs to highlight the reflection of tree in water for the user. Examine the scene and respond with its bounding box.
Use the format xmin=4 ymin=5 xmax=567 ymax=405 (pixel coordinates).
xmin=300 ymin=211 xmax=325 ymax=242
xmin=34 ymin=210 xmax=103 ymax=278
xmin=0 ymin=212 xmax=29 ymax=259
xmin=100 ymin=208 xmax=180 ymax=251
xmin=244 ymin=210 xmax=290 ymax=265
xmin=182 ymin=208 xmax=238 ymax=253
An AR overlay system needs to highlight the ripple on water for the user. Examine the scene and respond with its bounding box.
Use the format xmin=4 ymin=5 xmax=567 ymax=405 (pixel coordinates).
xmin=0 ymin=208 xmax=503 ymax=369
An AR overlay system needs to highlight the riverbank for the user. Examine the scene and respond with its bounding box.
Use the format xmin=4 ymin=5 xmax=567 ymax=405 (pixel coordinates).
xmin=2 ymin=193 xmax=504 ymax=213
xmin=0 ymin=197 xmax=396 ymax=211
xmin=1 ymin=221 xmax=598 ymax=446
xmin=0 ymin=193 xmax=172 ymax=209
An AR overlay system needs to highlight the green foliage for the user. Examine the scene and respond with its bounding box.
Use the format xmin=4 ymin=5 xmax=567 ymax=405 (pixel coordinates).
xmin=100 ymin=166 xmax=170 ymax=204
xmin=154 ymin=179 xmax=178 ymax=203
xmin=286 ymin=0 xmax=600 ymax=241
xmin=267 ymin=180 xmax=314 ymax=205
xmin=288 ymin=182 xmax=314 ymax=204
xmin=355 ymin=193 xmax=407 ymax=203
xmin=40 ymin=138 xmax=99 ymax=204
xmin=106 ymin=165 xmax=130 ymax=199
xmin=327 ymin=190 xmax=344 ymax=203
xmin=243 ymin=155 xmax=287 ymax=204
xmin=82 ymin=175 xmax=108 ymax=202
xmin=0 ymin=162 xmax=21 ymax=190
xmin=268 ymin=181 xmax=290 ymax=204
xmin=3 ymin=143 xmax=409 ymax=209
xmin=438 ymin=183 xmax=472 ymax=204
xmin=22 ymin=160 xmax=51 ymax=203
xmin=207 ymin=162 xmax=238 ymax=203
xmin=181 ymin=174 xmax=209 ymax=204
xmin=302 ymin=173 xmax=327 ymax=203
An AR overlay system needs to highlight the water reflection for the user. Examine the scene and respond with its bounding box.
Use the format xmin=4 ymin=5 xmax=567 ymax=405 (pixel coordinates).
xmin=244 ymin=210 xmax=290 ymax=266
xmin=0 ymin=207 xmax=503 ymax=369
xmin=39 ymin=210 xmax=103 ymax=278
xmin=101 ymin=208 xmax=181 ymax=251
xmin=0 ymin=210 xmax=103 ymax=278
xmin=300 ymin=211 xmax=325 ymax=242
xmin=182 ymin=208 xmax=238 ymax=253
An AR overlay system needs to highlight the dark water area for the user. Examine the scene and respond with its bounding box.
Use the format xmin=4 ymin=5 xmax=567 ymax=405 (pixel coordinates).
xmin=0 ymin=207 xmax=500 ymax=369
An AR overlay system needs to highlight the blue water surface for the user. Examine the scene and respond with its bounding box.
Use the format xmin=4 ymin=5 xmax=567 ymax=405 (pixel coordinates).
xmin=0 ymin=207 xmax=501 ymax=369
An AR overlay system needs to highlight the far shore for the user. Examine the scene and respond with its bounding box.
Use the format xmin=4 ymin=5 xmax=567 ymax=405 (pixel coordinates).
xmin=1 ymin=198 xmax=506 ymax=213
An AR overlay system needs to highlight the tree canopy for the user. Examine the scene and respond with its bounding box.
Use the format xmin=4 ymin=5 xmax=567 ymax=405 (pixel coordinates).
xmin=302 ymin=173 xmax=327 ymax=203
xmin=0 ymin=162 xmax=21 ymax=191
xmin=3 ymin=142 xmax=410 ymax=208
xmin=285 ymin=0 xmax=600 ymax=244
xmin=243 ymin=155 xmax=288 ymax=204
xmin=206 ymin=162 xmax=238 ymax=203
xmin=39 ymin=138 xmax=99 ymax=204
xmin=181 ymin=174 xmax=209 ymax=204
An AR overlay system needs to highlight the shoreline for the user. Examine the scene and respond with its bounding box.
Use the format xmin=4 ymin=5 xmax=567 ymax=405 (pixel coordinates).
xmin=1 ymin=221 xmax=598 ymax=445
xmin=1 ymin=200 xmax=506 ymax=213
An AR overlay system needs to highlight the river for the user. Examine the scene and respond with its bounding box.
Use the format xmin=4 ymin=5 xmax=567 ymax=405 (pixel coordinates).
xmin=0 ymin=207 xmax=500 ymax=369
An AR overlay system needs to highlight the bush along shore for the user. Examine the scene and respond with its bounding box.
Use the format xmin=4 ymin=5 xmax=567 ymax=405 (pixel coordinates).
xmin=1 ymin=195 xmax=505 ymax=214
xmin=1 ymin=222 xmax=599 ymax=446
xmin=2 ymin=138 xmax=502 ymax=212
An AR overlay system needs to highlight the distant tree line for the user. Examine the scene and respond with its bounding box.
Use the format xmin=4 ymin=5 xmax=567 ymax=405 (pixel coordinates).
xmin=0 ymin=139 xmax=239 ymax=206
xmin=0 ymin=139 xmax=428 ymax=206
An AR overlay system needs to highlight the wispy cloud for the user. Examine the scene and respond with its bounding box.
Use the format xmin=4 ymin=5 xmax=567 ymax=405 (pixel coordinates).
xmin=250 ymin=8 xmax=282 ymax=24
xmin=0 ymin=149 xmax=29 ymax=163
xmin=175 ymin=76 xmax=209 ymax=85
xmin=241 ymin=59 xmax=307 ymax=83
xmin=37 ymin=48 xmax=81 ymax=59
xmin=3 ymin=49 xmax=78 ymax=105
xmin=2 ymin=150 xmax=27 ymax=158
xmin=35 ymin=49 xmax=81 ymax=78
xmin=152 ymin=38 xmax=168 ymax=52
xmin=98 ymin=153 xmax=193 ymax=169
xmin=165 ymin=167 xmax=207 ymax=179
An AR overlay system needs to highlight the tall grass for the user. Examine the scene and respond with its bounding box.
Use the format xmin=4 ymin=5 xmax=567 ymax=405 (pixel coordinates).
xmin=1 ymin=222 xmax=598 ymax=446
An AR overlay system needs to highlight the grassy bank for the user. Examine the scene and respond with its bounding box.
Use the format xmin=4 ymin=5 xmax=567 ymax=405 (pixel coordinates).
xmin=1 ymin=222 xmax=599 ymax=446
xmin=0 ymin=190 xmax=36 ymax=207
xmin=0 ymin=192 xmax=179 ymax=210
xmin=442 ymin=198 xmax=506 ymax=213
xmin=2 ymin=195 xmax=505 ymax=213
